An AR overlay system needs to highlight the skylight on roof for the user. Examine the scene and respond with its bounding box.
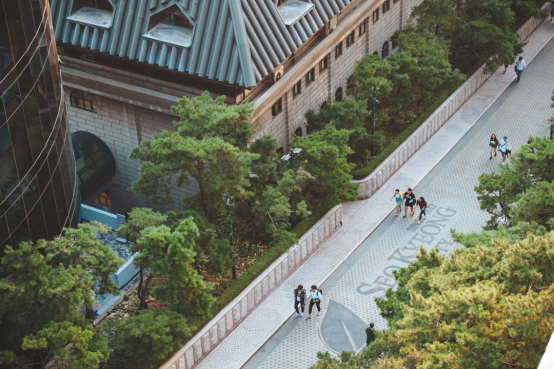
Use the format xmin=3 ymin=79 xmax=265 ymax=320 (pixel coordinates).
xmin=67 ymin=7 xmax=114 ymax=28
xmin=143 ymin=24 xmax=193 ymax=48
xmin=277 ymin=0 xmax=315 ymax=26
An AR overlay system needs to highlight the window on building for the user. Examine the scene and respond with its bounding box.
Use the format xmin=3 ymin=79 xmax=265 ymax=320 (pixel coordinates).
xmin=276 ymin=147 xmax=284 ymax=154
xmin=346 ymin=31 xmax=355 ymax=47
xmin=294 ymin=127 xmax=303 ymax=137
xmin=392 ymin=39 xmax=399 ymax=49
xmin=383 ymin=0 xmax=390 ymax=13
xmin=373 ymin=51 xmax=378 ymax=55
xmin=335 ymin=42 xmax=342 ymax=58
xmin=70 ymin=90 xmax=96 ymax=112
xmin=359 ymin=20 xmax=367 ymax=35
xmin=393 ymin=0 xmax=399 ymax=3
xmin=293 ymin=80 xmax=301 ymax=97
xmin=320 ymin=101 xmax=328 ymax=110
xmin=305 ymin=122 xmax=311 ymax=134
xmin=335 ymin=87 xmax=343 ymax=102
xmin=382 ymin=41 xmax=389 ymax=59
xmin=373 ymin=9 xmax=379 ymax=22
xmin=306 ymin=68 xmax=315 ymax=84
xmin=319 ymin=56 xmax=328 ymax=72
xmin=151 ymin=5 xmax=192 ymax=29
xmin=272 ymin=98 xmax=282 ymax=116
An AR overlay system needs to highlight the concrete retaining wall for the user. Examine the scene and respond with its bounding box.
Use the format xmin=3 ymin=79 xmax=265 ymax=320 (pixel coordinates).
xmin=353 ymin=9 xmax=548 ymax=199
xmin=161 ymin=205 xmax=343 ymax=369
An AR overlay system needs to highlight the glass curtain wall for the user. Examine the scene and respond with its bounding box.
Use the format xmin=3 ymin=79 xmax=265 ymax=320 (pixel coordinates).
xmin=0 ymin=0 xmax=79 ymax=253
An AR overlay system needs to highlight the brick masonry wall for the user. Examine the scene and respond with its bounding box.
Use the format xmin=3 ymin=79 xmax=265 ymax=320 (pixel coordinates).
xmin=65 ymin=88 xmax=198 ymax=214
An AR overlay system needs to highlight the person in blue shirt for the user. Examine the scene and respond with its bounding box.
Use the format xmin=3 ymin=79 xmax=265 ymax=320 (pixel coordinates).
xmin=391 ymin=189 xmax=403 ymax=217
xmin=515 ymin=56 xmax=526 ymax=82
xmin=499 ymin=136 xmax=511 ymax=165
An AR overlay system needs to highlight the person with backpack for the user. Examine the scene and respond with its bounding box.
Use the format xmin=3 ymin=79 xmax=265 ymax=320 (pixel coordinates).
xmin=403 ymin=188 xmax=416 ymax=218
xmin=499 ymin=136 xmax=511 ymax=165
xmin=489 ymin=133 xmax=499 ymax=160
xmin=306 ymin=285 xmax=322 ymax=319
xmin=515 ymin=56 xmax=525 ymax=82
xmin=366 ymin=323 xmax=376 ymax=347
xmin=416 ymin=197 xmax=428 ymax=224
xmin=391 ymin=189 xmax=404 ymax=217
xmin=293 ymin=285 xmax=306 ymax=318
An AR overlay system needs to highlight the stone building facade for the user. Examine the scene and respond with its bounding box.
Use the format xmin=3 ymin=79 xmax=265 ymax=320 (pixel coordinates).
xmin=50 ymin=0 xmax=422 ymax=214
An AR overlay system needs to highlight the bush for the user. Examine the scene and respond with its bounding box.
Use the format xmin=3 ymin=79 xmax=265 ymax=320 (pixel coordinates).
xmin=351 ymin=88 xmax=455 ymax=180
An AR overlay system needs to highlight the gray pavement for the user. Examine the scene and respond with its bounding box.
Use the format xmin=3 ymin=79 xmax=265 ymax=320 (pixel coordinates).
xmin=245 ymin=24 xmax=554 ymax=369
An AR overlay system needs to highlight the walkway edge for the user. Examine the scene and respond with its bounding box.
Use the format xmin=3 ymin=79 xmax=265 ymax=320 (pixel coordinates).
xmin=353 ymin=5 xmax=549 ymax=199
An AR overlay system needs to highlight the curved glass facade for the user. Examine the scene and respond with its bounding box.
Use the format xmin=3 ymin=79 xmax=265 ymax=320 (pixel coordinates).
xmin=0 ymin=0 xmax=79 ymax=251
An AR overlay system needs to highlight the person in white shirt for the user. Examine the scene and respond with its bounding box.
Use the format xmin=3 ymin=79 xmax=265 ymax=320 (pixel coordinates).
xmin=515 ymin=56 xmax=525 ymax=82
xmin=306 ymin=285 xmax=322 ymax=319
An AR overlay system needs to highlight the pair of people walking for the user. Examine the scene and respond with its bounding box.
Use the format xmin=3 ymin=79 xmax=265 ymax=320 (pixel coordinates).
xmin=489 ymin=134 xmax=511 ymax=164
xmin=391 ymin=188 xmax=427 ymax=223
xmin=293 ymin=285 xmax=322 ymax=319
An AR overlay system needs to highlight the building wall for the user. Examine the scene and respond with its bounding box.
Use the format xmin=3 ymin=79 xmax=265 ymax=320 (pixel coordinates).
xmin=252 ymin=0 xmax=423 ymax=147
xmin=61 ymin=0 xmax=422 ymax=213
xmin=65 ymin=88 xmax=198 ymax=214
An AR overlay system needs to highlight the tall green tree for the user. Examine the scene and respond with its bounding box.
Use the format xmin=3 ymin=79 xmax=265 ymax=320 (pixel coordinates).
xmin=116 ymin=208 xmax=167 ymax=310
xmin=0 ymin=223 xmax=123 ymax=367
xmin=112 ymin=309 xmax=191 ymax=369
xmin=412 ymin=0 xmax=531 ymax=72
xmin=135 ymin=217 xmax=214 ymax=318
xmin=476 ymin=136 xmax=554 ymax=228
xmin=130 ymin=135 xmax=258 ymax=221
xmin=291 ymin=124 xmax=359 ymax=206
xmin=311 ymin=231 xmax=554 ymax=369
xmin=171 ymin=91 xmax=255 ymax=149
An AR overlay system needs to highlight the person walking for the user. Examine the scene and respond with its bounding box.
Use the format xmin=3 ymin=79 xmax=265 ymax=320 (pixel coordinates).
xmin=366 ymin=323 xmax=376 ymax=347
xmin=550 ymin=1 xmax=554 ymax=20
xmin=391 ymin=189 xmax=403 ymax=217
xmin=489 ymin=134 xmax=499 ymax=160
xmin=416 ymin=197 xmax=428 ymax=224
xmin=403 ymin=188 xmax=416 ymax=218
xmin=515 ymin=56 xmax=525 ymax=82
xmin=293 ymin=285 xmax=306 ymax=318
xmin=306 ymin=285 xmax=322 ymax=319
xmin=499 ymin=136 xmax=511 ymax=164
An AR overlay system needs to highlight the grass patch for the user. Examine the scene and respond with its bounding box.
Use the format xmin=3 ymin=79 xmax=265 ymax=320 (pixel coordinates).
xmin=351 ymin=87 xmax=456 ymax=180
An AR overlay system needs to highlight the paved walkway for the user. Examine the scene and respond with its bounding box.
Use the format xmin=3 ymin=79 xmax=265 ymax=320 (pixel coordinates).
xmin=196 ymin=19 xmax=554 ymax=369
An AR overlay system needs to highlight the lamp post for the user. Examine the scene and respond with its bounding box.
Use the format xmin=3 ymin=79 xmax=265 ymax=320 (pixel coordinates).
xmin=224 ymin=193 xmax=236 ymax=280
xmin=281 ymin=148 xmax=302 ymax=221
xmin=371 ymin=86 xmax=378 ymax=157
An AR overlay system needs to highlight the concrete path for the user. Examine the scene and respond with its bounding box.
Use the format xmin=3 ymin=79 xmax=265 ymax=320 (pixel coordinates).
xmin=196 ymin=19 xmax=554 ymax=369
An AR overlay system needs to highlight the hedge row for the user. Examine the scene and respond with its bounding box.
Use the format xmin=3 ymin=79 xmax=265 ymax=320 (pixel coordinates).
xmin=351 ymin=87 xmax=457 ymax=180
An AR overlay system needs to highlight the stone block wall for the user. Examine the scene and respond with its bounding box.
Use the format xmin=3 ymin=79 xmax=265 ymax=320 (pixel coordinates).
xmin=160 ymin=205 xmax=343 ymax=369
xmin=251 ymin=0 xmax=424 ymax=148
xmin=65 ymin=89 xmax=198 ymax=214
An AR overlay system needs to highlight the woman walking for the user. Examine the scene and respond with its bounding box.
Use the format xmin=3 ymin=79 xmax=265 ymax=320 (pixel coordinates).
xmin=416 ymin=197 xmax=427 ymax=224
xmin=489 ymin=134 xmax=499 ymax=160
xmin=391 ymin=189 xmax=403 ymax=217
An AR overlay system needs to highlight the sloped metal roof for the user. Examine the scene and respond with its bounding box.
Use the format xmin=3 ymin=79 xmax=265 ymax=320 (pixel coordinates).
xmin=49 ymin=0 xmax=352 ymax=88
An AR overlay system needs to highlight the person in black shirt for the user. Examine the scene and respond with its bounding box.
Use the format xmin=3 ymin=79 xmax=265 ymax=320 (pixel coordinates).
xmin=366 ymin=323 xmax=376 ymax=347
xmin=293 ymin=285 xmax=306 ymax=318
xmin=403 ymin=188 xmax=416 ymax=218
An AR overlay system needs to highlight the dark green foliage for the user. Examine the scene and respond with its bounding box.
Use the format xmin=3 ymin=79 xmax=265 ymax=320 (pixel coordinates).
xmin=476 ymin=136 xmax=554 ymax=229
xmin=0 ymin=223 xmax=124 ymax=367
xmin=292 ymin=124 xmax=359 ymax=206
xmin=111 ymin=309 xmax=192 ymax=369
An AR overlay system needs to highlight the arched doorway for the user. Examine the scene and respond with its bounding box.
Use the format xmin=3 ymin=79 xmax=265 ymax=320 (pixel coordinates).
xmin=381 ymin=41 xmax=389 ymax=59
xmin=335 ymin=87 xmax=343 ymax=102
